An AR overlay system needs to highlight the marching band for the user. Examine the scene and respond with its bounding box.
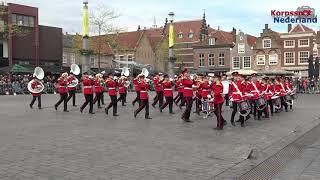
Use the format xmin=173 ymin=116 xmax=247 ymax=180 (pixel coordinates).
xmin=27 ymin=65 xmax=297 ymax=130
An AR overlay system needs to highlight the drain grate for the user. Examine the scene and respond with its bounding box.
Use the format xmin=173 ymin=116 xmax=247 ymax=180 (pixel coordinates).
xmin=239 ymin=123 xmax=320 ymax=180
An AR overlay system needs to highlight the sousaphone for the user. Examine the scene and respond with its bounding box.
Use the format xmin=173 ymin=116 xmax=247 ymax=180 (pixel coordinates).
xmin=28 ymin=67 xmax=45 ymax=94
xmin=68 ymin=64 xmax=80 ymax=88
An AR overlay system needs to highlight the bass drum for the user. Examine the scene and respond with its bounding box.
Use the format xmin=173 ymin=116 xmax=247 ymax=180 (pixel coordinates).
xmin=239 ymin=100 xmax=251 ymax=117
xmin=256 ymin=97 xmax=267 ymax=111
xmin=272 ymin=96 xmax=282 ymax=110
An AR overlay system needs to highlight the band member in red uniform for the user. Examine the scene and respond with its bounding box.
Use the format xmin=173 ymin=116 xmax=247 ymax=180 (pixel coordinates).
xmin=181 ymin=69 xmax=193 ymax=123
xmin=80 ymin=73 xmax=94 ymax=114
xmin=260 ymin=77 xmax=271 ymax=117
xmin=152 ymin=73 xmax=164 ymax=108
xmin=229 ymin=72 xmax=246 ymax=127
xmin=160 ymin=74 xmax=174 ymax=114
xmin=134 ymin=75 xmax=152 ymax=119
xmin=29 ymin=76 xmax=42 ymax=109
xmin=284 ymin=77 xmax=293 ymax=110
xmin=247 ymin=73 xmax=262 ymax=120
xmin=132 ymin=75 xmax=140 ymax=106
xmin=194 ymin=74 xmax=203 ymax=115
xmin=54 ymin=73 xmax=69 ymax=112
xmin=105 ymin=73 xmax=119 ymax=116
xmin=174 ymin=75 xmax=184 ymax=106
xmin=212 ymin=74 xmax=225 ymax=130
xmin=66 ymin=72 xmax=77 ymax=107
xmin=117 ymin=76 xmax=128 ymax=106
xmin=93 ymin=74 xmax=104 ymax=108
xmin=274 ymin=77 xmax=288 ymax=112
xmin=265 ymin=77 xmax=275 ymax=115
xmin=200 ymin=76 xmax=211 ymax=100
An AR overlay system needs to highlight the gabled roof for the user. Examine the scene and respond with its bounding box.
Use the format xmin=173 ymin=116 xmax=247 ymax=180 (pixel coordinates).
xmin=111 ymin=31 xmax=144 ymax=50
xmin=90 ymin=36 xmax=114 ymax=55
xmin=247 ymin=35 xmax=257 ymax=47
xmin=208 ymin=28 xmax=234 ymax=44
xmin=289 ymin=24 xmax=314 ymax=33
xmin=170 ymin=20 xmax=203 ymax=43
xmin=144 ymin=28 xmax=164 ymax=50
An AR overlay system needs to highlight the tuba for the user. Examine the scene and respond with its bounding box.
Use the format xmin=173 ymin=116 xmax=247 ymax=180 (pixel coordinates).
xmin=28 ymin=67 xmax=45 ymax=94
xmin=68 ymin=64 xmax=80 ymax=88
xmin=140 ymin=68 xmax=151 ymax=83
xmin=121 ymin=67 xmax=130 ymax=77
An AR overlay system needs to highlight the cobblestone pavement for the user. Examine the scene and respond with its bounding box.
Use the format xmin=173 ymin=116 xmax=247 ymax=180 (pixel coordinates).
xmin=0 ymin=93 xmax=320 ymax=180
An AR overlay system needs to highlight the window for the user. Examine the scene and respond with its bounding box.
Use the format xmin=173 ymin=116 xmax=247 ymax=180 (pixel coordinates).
xmin=119 ymin=55 xmax=125 ymax=61
xmin=178 ymin=32 xmax=183 ymax=39
xmin=11 ymin=14 xmax=17 ymax=24
xmin=232 ymin=57 xmax=240 ymax=69
xmin=269 ymin=54 xmax=278 ymax=65
xmin=23 ymin=16 xmax=29 ymax=26
xmin=263 ymin=39 xmax=271 ymax=48
xmin=29 ymin=16 xmax=34 ymax=27
xmin=17 ymin=15 xmax=23 ymax=26
xmin=209 ymin=38 xmax=215 ymax=45
xmin=284 ymin=52 xmax=294 ymax=65
xmin=127 ymin=54 xmax=133 ymax=61
xmin=243 ymin=56 xmax=251 ymax=68
xmin=218 ymin=53 xmax=225 ymax=66
xmin=208 ymin=54 xmax=214 ymax=66
xmin=299 ymin=51 xmax=309 ymax=64
xmin=188 ymin=31 xmax=193 ymax=38
xmin=199 ymin=53 xmax=205 ymax=67
xmin=90 ymin=57 xmax=95 ymax=67
xmin=63 ymin=53 xmax=67 ymax=63
xmin=70 ymin=53 xmax=76 ymax=64
xmin=257 ymin=55 xmax=265 ymax=65
xmin=238 ymin=43 xmax=245 ymax=53
xmin=298 ymin=39 xmax=309 ymax=47
xmin=284 ymin=40 xmax=294 ymax=48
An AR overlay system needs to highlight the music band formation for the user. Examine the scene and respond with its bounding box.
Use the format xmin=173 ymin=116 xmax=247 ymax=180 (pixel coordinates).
xmin=28 ymin=65 xmax=297 ymax=130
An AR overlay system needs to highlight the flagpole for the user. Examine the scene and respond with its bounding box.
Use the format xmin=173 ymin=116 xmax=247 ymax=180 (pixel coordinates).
xmin=168 ymin=12 xmax=175 ymax=77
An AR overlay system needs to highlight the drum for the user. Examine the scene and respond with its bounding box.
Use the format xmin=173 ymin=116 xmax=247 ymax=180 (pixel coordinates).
xmin=202 ymin=99 xmax=214 ymax=119
xmin=202 ymin=100 xmax=209 ymax=112
xmin=256 ymin=97 xmax=267 ymax=111
xmin=285 ymin=94 xmax=293 ymax=105
xmin=272 ymin=96 xmax=282 ymax=110
xmin=239 ymin=100 xmax=251 ymax=117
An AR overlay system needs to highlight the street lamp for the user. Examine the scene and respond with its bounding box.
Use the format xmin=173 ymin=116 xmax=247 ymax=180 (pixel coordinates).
xmin=168 ymin=12 xmax=175 ymax=77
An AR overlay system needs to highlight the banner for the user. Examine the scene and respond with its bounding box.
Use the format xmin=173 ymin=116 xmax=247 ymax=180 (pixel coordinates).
xmin=169 ymin=24 xmax=174 ymax=48
xmin=82 ymin=6 xmax=89 ymax=37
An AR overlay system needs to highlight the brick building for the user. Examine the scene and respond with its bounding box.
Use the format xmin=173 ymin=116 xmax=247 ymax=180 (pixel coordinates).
xmin=0 ymin=3 xmax=62 ymax=71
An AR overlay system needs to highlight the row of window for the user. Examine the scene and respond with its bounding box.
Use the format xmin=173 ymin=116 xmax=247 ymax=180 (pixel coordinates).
xmin=63 ymin=53 xmax=76 ymax=64
xmin=117 ymin=54 xmax=134 ymax=61
xmin=284 ymin=39 xmax=310 ymax=48
xmin=199 ymin=53 xmax=225 ymax=67
xmin=284 ymin=51 xmax=309 ymax=65
xmin=232 ymin=56 xmax=252 ymax=69
xmin=178 ymin=31 xmax=193 ymax=39
xmin=11 ymin=14 xmax=35 ymax=27
xmin=256 ymin=54 xmax=278 ymax=65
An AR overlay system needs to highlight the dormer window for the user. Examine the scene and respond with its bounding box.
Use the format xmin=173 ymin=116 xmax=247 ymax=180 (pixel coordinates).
xmin=178 ymin=32 xmax=183 ymax=39
xmin=188 ymin=30 xmax=193 ymax=38
xmin=209 ymin=38 xmax=215 ymax=45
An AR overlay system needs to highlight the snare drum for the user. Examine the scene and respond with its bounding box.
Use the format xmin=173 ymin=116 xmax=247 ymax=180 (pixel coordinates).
xmin=256 ymin=97 xmax=267 ymax=110
xmin=239 ymin=100 xmax=251 ymax=117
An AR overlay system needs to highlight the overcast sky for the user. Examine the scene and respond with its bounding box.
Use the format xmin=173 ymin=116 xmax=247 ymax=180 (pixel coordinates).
xmin=7 ymin=0 xmax=320 ymax=36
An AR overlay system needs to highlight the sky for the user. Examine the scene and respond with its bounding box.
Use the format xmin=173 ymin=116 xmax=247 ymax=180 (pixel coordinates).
xmin=7 ymin=0 xmax=320 ymax=36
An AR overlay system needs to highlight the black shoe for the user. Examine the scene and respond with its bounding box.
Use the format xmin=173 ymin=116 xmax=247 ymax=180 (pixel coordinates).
xmin=145 ymin=116 xmax=152 ymax=119
xmin=64 ymin=110 xmax=69 ymax=112
xmin=184 ymin=119 xmax=193 ymax=123
xmin=132 ymin=102 xmax=135 ymax=106
xmin=113 ymin=114 xmax=119 ymax=117
xmin=246 ymin=115 xmax=251 ymax=121
xmin=89 ymin=112 xmax=95 ymax=114
xmin=160 ymin=108 xmax=163 ymax=113
xmin=54 ymin=105 xmax=57 ymax=111
xmin=98 ymin=106 xmax=102 ymax=109
xmin=231 ymin=121 xmax=236 ymax=126
xmin=285 ymin=109 xmax=289 ymax=112
xmin=170 ymin=112 xmax=175 ymax=114
xmin=80 ymin=108 xmax=83 ymax=113
xmin=105 ymin=108 xmax=108 ymax=115
xmin=122 ymin=104 xmax=126 ymax=106
xmin=213 ymin=127 xmax=223 ymax=130
xmin=152 ymin=104 xmax=156 ymax=108
xmin=223 ymin=120 xmax=227 ymax=126
xmin=134 ymin=111 xmax=137 ymax=118
xmin=38 ymin=107 xmax=42 ymax=109
xmin=73 ymin=105 xmax=77 ymax=107
xmin=29 ymin=104 xmax=33 ymax=109
xmin=241 ymin=124 xmax=245 ymax=127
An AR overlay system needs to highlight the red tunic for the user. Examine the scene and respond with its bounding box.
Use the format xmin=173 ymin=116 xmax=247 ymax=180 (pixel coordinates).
xmin=67 ymin=75 xmax=76 ymax=91
xmin=274 ymin=83 xmax=286 ymax=97
xmin=31 ymin=80 xmax=42 ymax=97
xmin=94 ymin=80 xmax=104 ymax=93
xmin=176 ymin=80 xmax=183 ymax=93
xmin=182 ymin=79 xmax=194 ymax=97
xmin=200 ymin=82 xmax=211 ymax=99
xmin=247 ymin=81 xmax=261 ymax=100
xmin=83 ymin=78 xmax=94 ymax=95
xmin=139 ymin=81 xmax=150 ymax=100
xmin=261 ymin=83 xmax=274 ymax=100
xmin=106 ymin=79 xmax=117 ymax=96
xmin=118 ymin=79 xmax=127 ymax=94
xmin=58 ymin=79 xmax=68 ymax=94
xmin=228 ymin=80 xmax=245 ymax=102
xmin=153 ymin=78 xmax=163 ymax=92
xmin=162 ymin=81 xmax=174 ymax=97
xmin=212 ymin=83 xmax=224 ymax=104
xmin=133 ymin=79 xmax=140 ymax=92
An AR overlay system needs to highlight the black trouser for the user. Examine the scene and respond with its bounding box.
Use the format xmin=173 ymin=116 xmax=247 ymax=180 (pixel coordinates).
xmin=117 ymin=93 xmax=126 ymax=106
xmin=135 ymin=99 xmax=149 ymax=118
xmin=268 ymin=100 xmax=274 ymax=115
xmin=161 ymin=96 xmax=173 ymax=113
xmin=281 ymin=97 xmax=288 ymax=111
xmin=93 ymin=92 xmax=103 ymax=107
xmin=81 ymin=94 xmax=93 ymax=113
xmin=124 ymin=92 xmax=127 ymax=103
xmin=30 ymin=96 xmax=41 ymax=108
xmin=181 ymin=97 xmax=193 ymax=120
xmin=55 ymin=93 xmax=68 ymax=111
xmin=250 ymin=100 xmax=257 ymax=117
xmin=231 ymin=102 xmax=244 ymax=125
xmin=195 ymin=96 xmax=201 ymax=113
xmin=107 ymin=95 xmax=117 ymax=115
xmin=101 ymin=93 xmax=105 ymax=105
xmin=180 ymin=96 xmax=186 ymax=106
xmin=214 ymin=103 xmax=225 ymax=129
xmin=67 ymin=90 xmax=76 ymax=106
xmin=174 ymin=92 xmax=183 ymax=104
xmin=132 ymin=91 xmax=140 ymax=106
xmin=152 ymin=91 xmax=163 ymax=108
xmin=224 ymin=94 xmax=229 ymax=106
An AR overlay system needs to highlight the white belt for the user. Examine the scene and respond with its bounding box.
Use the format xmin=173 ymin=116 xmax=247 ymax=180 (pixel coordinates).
xmin=251 ymin=90 xmax=259 ymax=93
xmin=83 ymin=86 xmax=92 ymax=88
xmin=233 ymin=92 xmax=241 ymax=94
xmin=140 ymin=90 xmax=147 ymax=93
xmin=203 ymin=90 xmax=210 ymax=91
xmin=184 ymin=87 xmax=192 ymax=90
xmin=164 ymin=88 xmax=172 ymax=91
xmin=109 ymin=88 xmax=115 ymax=90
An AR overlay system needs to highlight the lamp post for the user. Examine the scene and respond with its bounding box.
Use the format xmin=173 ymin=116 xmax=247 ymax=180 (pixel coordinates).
xmin=168 ymin=12 xmax=175 ymax=77
xmin=81 ymin=0 xmax=90 ymax=74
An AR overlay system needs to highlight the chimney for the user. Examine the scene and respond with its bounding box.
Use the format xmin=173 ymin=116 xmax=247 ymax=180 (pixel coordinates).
xmin=218 ymin=26 xmax=220 ymax=30
xmin=232 ymin=27 xmax=236 ymax=35
xmin=288 ymin=24 xmax=292 ymax=32
xmin=265 ymin=24 xmax=269 ymax=30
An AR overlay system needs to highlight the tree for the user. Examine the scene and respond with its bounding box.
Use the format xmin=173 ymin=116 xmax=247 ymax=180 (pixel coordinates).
xmin=90 ymin=2 xmax=121 ymax=72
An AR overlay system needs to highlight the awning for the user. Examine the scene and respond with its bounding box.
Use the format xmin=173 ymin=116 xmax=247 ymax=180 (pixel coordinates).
xmin=112 ymin=60 xmax=137 ymax=65
xmin=281 ymin=66 xmax=308 ymax=71
xmin=0 ymin=64 xmax=33 ymax=73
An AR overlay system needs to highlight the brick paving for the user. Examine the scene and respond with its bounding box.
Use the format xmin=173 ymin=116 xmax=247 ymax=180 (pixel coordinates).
xmin=0 ymin=93 xmax=320 ymax=179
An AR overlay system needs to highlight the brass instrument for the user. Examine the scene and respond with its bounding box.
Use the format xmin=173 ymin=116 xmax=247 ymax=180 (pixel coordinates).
xmin=27 ymin=67 xmax=45 ymax=94
xmin=68 ymin=64 xmax=80 ymax=88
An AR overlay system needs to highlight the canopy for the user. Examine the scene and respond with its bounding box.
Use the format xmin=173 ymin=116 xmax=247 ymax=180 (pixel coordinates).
xmin=112 ymin=60 xmax=137 ymax=65
xmin=226 ymin=69 xmax=257 ymax=76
